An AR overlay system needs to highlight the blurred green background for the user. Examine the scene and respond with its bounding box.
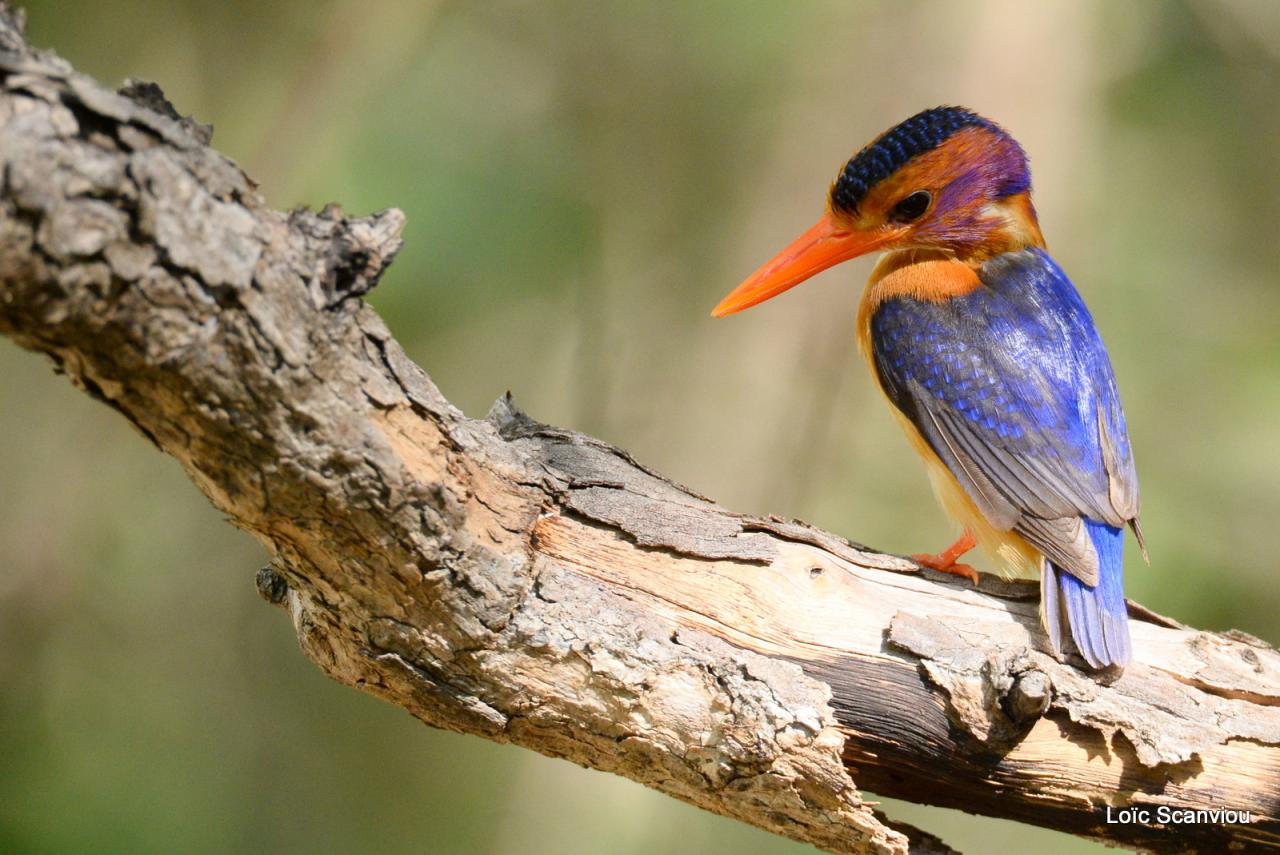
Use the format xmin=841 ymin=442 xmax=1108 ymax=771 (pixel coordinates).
xmin=2 ymin=1 xmax=1278 ymax=853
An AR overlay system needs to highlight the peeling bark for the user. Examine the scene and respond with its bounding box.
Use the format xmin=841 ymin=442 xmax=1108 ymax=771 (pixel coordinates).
xmin=1 ymin=7 xmax=1277 ymax=854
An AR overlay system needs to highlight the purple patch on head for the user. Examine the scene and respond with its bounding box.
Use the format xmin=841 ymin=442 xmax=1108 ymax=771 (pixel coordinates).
xmin=991 ymin=143 xmax=1032 ymax=197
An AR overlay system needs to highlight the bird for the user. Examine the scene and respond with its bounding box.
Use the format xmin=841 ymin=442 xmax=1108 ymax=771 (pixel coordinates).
xmin=712 ymin=106 xmax=1144 ymax=673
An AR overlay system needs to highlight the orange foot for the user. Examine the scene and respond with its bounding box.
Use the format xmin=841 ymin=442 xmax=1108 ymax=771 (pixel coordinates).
xmin=911 ymin=530 xmax=980 ymax=586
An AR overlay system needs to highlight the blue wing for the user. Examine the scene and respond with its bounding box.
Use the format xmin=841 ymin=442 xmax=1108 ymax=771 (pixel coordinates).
xmin=870 ymin=247 xmax=1140 ymax=586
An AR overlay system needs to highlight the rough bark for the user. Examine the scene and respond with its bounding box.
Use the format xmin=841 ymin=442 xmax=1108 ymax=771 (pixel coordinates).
xmin=1 ymin=8 xmax=1277 ymax=854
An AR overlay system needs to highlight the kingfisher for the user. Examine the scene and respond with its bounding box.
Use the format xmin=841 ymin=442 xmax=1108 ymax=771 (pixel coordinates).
xmin=712 ymin=106 xmax=1144 ymax=672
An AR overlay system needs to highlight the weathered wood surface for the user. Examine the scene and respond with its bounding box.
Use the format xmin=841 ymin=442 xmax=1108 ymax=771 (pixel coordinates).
xmin=1 ymin=7 xmax=1277 ymax=853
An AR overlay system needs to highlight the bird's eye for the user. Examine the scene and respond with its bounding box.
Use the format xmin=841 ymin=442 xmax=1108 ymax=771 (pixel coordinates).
xmin=891 ymin=190 xmax=932 ymax=222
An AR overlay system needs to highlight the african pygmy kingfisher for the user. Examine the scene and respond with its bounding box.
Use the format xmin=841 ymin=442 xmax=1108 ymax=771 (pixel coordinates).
xmin=713 ymin=106 xmax=1144 ymax=673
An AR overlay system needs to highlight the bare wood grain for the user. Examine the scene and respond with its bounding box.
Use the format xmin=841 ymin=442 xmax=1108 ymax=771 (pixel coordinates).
xmin=0 ymin=6 xmax=1276 ymax=853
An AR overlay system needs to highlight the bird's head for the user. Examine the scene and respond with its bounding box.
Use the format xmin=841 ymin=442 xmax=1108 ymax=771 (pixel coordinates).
xmin=712 ymin=106 xmax=1045 ymax=317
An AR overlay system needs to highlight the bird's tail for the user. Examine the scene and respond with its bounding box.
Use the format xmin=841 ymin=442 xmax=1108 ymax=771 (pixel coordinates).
xmin=1041 ymin=521 xmax=1130 ymax=672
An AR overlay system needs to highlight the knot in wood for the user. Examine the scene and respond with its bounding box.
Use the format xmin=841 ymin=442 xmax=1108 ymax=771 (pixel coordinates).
xmin=1001 ymin=667 xmax=1051 ymax=724
xmin=255 ymin=565 xmax=289 ymax=605
xmin=289 ymin=204 xmax=405 ymax=306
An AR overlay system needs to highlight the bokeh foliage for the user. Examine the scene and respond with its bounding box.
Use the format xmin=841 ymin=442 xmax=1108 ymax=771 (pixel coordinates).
xmin=2 ymin=2 xmax=1278 ymax=853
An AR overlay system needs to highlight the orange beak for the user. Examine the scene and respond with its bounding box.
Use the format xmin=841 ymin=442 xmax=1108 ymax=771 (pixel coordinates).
xmin=711 ymin=212 xmax=903 ymax=317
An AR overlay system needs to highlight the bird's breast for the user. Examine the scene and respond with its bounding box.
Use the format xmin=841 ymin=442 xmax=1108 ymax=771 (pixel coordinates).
xmin=855 ymin=251 xmax=982 ymax=361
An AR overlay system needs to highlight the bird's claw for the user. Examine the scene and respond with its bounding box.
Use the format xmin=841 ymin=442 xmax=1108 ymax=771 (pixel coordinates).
xmin=911 ymin=553 xmax=980 ymax=586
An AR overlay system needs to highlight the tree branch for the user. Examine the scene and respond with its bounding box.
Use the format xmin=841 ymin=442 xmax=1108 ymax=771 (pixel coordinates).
xmin=1 ymin=8 xmax=1277 ymax=853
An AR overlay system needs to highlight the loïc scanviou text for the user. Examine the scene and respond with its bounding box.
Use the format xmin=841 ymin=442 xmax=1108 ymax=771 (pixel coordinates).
xmin=1106 ymin=806 xmax=1253 ymax=825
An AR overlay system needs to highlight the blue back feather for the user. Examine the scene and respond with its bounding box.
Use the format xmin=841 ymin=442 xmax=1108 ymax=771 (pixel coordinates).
xmin=872 ymin=249 xmax=1133 ymax=511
